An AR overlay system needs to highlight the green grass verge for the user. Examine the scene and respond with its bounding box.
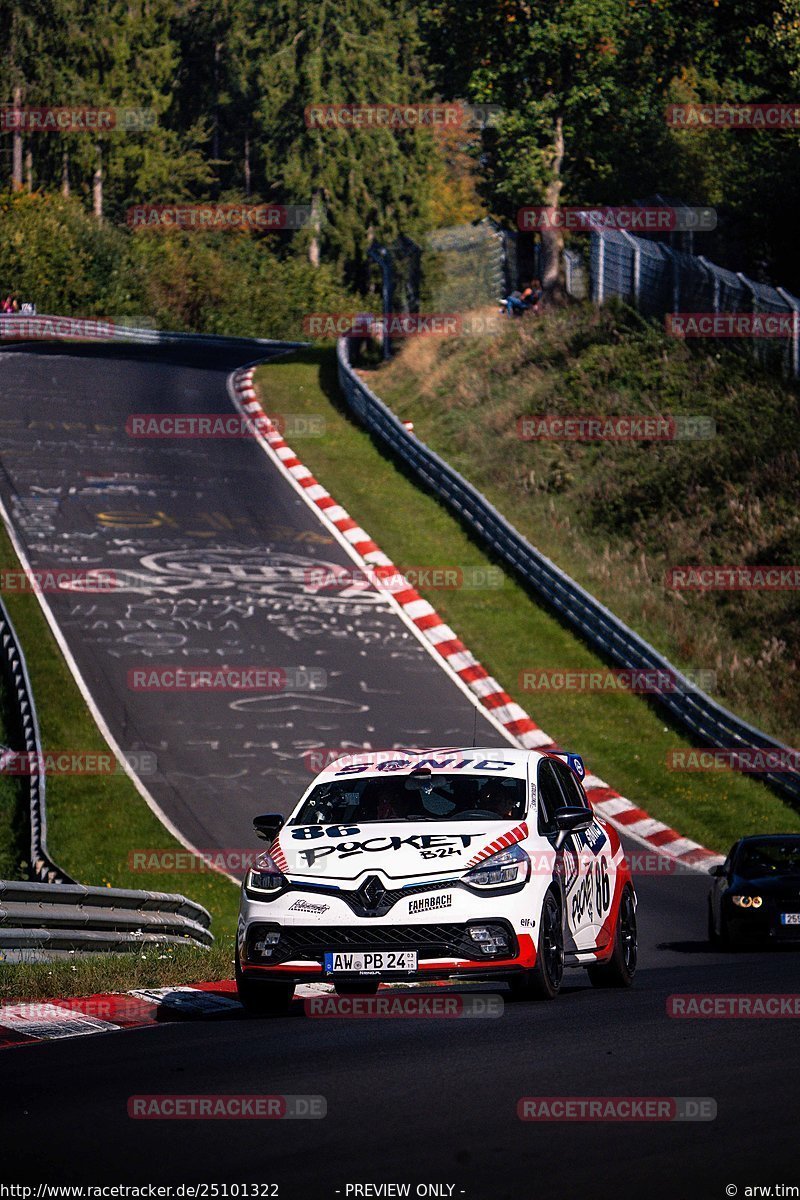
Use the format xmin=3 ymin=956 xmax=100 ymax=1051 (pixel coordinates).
xmin=254 ymin=348 xmax=800 ymax=853
xmin=373 ymin=302 xmax=800 ymax=745
xmin=0 ymin=522 xmax=238 ymax=953
xmin=0 ymin=937 xmax=235 ymax=1002
xmin=0 ymin=661 xmax=25 ymax=879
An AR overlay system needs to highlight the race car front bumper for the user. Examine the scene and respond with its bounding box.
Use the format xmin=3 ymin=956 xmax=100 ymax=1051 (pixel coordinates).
xmin=238 ymin=917 xmax=537 ymax=983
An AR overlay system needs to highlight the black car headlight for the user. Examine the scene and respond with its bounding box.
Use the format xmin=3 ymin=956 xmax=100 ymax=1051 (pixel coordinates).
xmin=245 ymin=851 xmax=288 ymax=898
xmin=462 ymin=843 xmax=530 ymax=890
xmin=731 ymin=894 xmax=763 ymax=909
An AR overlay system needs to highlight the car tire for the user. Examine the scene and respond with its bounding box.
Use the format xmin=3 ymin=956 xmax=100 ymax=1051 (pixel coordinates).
xmin=708 ymin=900 xmax=719 ymax=946
xmin=720 ymin=920 xmax=736 ymax=951
xmin=235 ymin=949 xmax=294 ymax=1015
xmin=333 ymin=980 xmax=380 ymax=996
xmin=509 ymin=889 xmax=564 ymax=1001
xmin=587 ymin=886 xmax=637 ymax=988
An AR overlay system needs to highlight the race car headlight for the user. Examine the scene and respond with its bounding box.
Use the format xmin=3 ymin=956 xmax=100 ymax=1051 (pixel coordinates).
xmin=731 ymin=894 xmax=763 ymax=909
xmin=245 ymin=853 xmax=288 ymax=897
xmin=461 ymin=843 xmax=530 ymax=890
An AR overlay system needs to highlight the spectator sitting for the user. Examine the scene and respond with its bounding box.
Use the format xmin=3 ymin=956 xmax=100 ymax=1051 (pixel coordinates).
xmin=522 ymin=279 xmax=543 ymax=312
xmin=1 ymin=296 xmax=14 ymax=314
xmin=502 ymin=279 xmax=542 ymax=318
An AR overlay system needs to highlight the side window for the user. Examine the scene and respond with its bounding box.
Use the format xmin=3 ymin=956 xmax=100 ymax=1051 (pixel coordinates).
xmin=537 ymin=760 xmax=564 ymax=835
xmin=726 ymin=842 xmax=740 ymax=877
xmin=551 ymin=760 xmax=590 ymax=810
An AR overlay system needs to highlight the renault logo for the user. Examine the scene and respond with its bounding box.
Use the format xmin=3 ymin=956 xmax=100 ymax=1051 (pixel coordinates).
xmin=359 ymin=875 xmax=387 ymax=911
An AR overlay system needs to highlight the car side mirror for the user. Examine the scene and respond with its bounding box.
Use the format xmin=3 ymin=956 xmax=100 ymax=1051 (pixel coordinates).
xmin=708 ymin=863 xmax=726 ymax=878
xmin=254 ymin=813 xmax=284 ymax=841
xmin=555 ymin=806 xmax=593 ymax=835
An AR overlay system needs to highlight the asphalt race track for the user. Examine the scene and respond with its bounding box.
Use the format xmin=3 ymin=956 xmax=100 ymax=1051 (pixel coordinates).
xmin=0 ymin=343 xmax=506 ymax=859
xmin=1 ymin=342 xmax=799 ymax=1199
xmin=3 ymin=871 xmax=800 ymax=1198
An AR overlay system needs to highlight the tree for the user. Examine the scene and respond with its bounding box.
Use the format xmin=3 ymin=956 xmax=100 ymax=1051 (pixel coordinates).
xmin=254 ymin=0 xmax=437 ymax=288
xmin=420 ymin=0 xmax=680 ymax=297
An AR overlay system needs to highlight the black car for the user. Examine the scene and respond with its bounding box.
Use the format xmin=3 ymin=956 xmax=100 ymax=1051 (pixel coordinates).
xmin=708 ymin=834 xmax=800 ymax=949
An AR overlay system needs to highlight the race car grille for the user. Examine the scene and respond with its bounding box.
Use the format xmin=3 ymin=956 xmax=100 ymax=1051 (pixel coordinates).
xmin=335 ymin=876 xmax=454 ymax=918
xmin=284 ymin=875 xmax=457 ymax=918
xmin=247 ymin=922 xmax=518 ymax=965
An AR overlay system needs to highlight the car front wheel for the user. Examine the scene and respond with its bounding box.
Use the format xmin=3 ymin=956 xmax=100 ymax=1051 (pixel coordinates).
xmin=509 ymin=889 xmax=564 ymax=1001
xmin=235 ymin=949 xmax=294 ymax=1015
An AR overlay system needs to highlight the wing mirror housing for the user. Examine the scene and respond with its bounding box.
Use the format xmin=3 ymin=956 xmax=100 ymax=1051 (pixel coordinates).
xmin=254 ymin=813 xmax=285 ymax=841
xmin=555 ymin=806 xmax=593 ymax=835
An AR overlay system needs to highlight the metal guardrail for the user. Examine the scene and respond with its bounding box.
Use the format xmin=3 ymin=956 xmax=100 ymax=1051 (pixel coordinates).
xmin=0 ymin=597 xmax=72 ymax=885
xmin=0 ymin=880 xmax=212 ymax=958
xmin=0 ymin=314 xmax=307 ymax=354
xmin=336 ymin=337 xmax=800 ymax=807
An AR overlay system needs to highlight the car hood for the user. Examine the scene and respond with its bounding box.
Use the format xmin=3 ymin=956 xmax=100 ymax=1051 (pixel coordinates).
xmin=734 ymin=873 xmax=800 ymax=895
xmin=271 ymin=820 xmax=529 ymax=883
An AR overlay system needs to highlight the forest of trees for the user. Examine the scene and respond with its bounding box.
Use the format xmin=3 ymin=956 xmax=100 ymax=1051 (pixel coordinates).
xmin=2 ymin=0 xmax=800 ymax=325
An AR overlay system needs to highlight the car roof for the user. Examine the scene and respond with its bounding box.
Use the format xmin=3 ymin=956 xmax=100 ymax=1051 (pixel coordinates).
xmin=738 ymin=833 xmax=800 ymax=842
xmin=312 ymin=746 xmax=555 ymax=782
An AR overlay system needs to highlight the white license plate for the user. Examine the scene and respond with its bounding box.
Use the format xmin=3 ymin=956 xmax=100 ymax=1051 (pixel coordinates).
xmin=323 ymin=950 xmax=417 ymax=973
xmin=780 ymin=913 xmax=800 ymax=925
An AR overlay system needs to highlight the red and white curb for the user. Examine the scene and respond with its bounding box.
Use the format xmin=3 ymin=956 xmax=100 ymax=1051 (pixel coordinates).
xmin=0 ymin=979 xmax=496 ymax=1050
xmin=229 ymin=364 xmax=722 ymax=873
xmin=0 ymin=982 xmax=241 ymax=1050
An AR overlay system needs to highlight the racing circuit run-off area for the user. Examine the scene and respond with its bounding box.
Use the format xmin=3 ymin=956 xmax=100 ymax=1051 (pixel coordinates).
xmin=1 ymin=4 xmax=800 ymax=1200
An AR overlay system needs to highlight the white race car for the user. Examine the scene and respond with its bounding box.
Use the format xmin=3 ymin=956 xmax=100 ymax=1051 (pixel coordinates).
xmin=236 ymin=747 xmax=637 ymax=1013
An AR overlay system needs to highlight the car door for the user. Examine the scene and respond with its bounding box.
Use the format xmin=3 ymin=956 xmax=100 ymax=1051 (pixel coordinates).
xmin=711 ymin=843 xmax=737 ymax=936
xmin=536 ymin=757 xmax=594 ymax=952
xmin=550 ymin=758 xmax=614 ymax=949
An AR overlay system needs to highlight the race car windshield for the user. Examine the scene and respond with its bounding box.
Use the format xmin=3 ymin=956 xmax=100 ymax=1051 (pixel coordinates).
xmin=292 ymin=773 xmax=527 ymax=825
xmin=735 ymin=838 xmax=800 ymax=879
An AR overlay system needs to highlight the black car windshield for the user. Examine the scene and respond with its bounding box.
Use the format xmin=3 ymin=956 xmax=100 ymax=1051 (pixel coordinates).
xmin=736 ymin=838 xmax=800 ymax=879
xmin=292 ymin=772 xmax=527 ymax=825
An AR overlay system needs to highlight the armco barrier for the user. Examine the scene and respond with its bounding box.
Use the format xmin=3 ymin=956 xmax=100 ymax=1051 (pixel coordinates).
xmin=0 ymin=314 xmax=307 ymax=355
xmin=0 ymin=880 xmax=212 ymax=958
xmin=336 ymin=336 xmax=800 ymax=807
xmin=0 ymin=596 xmax=72 ymax=885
